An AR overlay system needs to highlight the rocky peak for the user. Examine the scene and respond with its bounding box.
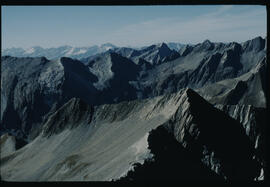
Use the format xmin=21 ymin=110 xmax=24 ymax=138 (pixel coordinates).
xmin=158 ymin=42 xmax=170 ymax=50
xmin=203 ymin=39 xmax=214 ymax=50
xmin=203 ymin=39 xmax=211 ymax=44
xmin=193 ymin=39 xmax=214 ymax=51
xmin=157 ymin=43 xmax=172 ymax=55
xmin=228 ymin=42 xmax=242 ymax=53
xmin=179 ymin=44 xmax=193 ymax=56
xmin=242 ymin=36 xmax=265 ymax=52
xmin=165 ymin=88 xmax=260 ymax=180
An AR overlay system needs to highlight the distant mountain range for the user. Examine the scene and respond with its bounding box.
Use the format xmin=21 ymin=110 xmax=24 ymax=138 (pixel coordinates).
xmin=1 ymin=43 xmax=117 ymax=60
xmin=1 ymin=42 xmax=186 ymax=60
xmin=0 ymin=36 xmax=266 ymax=181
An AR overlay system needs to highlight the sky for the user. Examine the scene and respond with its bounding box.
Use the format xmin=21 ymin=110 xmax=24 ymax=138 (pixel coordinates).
xmin=1 ymin=5 xmax=266 ymax=49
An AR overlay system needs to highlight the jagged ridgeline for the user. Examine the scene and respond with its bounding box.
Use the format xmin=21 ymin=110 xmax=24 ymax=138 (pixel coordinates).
xmin=0 ymin=36 xmax=266 ymax=181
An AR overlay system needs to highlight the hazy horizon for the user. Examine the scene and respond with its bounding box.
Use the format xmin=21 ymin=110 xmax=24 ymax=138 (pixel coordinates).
xmin=2 ymin=5 xmax=266 ymax=49
xmin=1 ymin=35 xmax=266 ymax=51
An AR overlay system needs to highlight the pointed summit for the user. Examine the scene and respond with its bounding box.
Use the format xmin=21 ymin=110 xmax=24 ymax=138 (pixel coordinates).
xmin=157 ymin=42 xmax=171 ymax=53
xmin=203 ymin=39 xmax=212 ymax=44
xmin=159 ymin=42 xmax=168 ymax=48
xmin=242 ymin=36 xmax=265 ymax=52
xmin=158 ymin=42 xmax=172 ymax=52
xmin=194 ymin=39 xmax=214 ymax=51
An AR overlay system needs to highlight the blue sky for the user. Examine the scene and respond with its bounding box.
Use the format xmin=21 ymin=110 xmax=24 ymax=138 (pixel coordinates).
xmin=1 ymin=5 xmax=266 ymax=49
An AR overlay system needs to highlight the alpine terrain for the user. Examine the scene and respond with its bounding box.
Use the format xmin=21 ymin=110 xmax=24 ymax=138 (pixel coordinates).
xmin=0 ymin=36 xmax=267 ymax=181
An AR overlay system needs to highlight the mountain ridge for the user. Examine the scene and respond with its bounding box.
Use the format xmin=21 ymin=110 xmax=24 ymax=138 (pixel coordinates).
xmin=0 ymin=88 xmax=262 ymax=181
xmin=0 ymin=36 xmax=267 ymax=181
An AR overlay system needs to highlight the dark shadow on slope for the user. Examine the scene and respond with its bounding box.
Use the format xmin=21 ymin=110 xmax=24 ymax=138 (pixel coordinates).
xmin=14 ymin=137 xmax=28 ymax=150
xmin=42 ymin=98 xmax=94 ymax=137
xmin=185 ymin=89 xmax=261 ymax=180
xmin=118 ymin=89 xmax=262 ymax=181
xmin=118 ymin=125 xmax=224 ymax=181
xmin=60 ymin=57 xmax=98 ymax=105
xmin=1 ymin=57 xmax=56 ymax=139
xmin=223 ymin=81 xmax=248 ymax=105
xmin=1 ymin=76 xmax=22 ymax=132
xmin=92 ymin=53 xmax=141 ymax=105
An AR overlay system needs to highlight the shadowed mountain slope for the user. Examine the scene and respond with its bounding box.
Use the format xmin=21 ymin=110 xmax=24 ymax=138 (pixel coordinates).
xmin=1 ymin=56 xmax=98 ymax=141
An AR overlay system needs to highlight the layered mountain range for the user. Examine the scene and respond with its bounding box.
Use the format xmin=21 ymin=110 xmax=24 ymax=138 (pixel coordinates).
xmin=1 ymin=42 xmax=184 ymax=61
xmin=1 ymin=43 xmax=117 ymax=60
xmin=0 ymin=36 xmax=267 ymax=181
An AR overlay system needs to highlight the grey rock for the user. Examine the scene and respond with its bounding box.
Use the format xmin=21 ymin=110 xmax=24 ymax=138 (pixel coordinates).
xmin=1 ymin=56 xmax=98 ymax=141
xmin=197 ymin=56 xmax=266 ymax=108
xmin=0 ymin=88 xmax=261 ymax=181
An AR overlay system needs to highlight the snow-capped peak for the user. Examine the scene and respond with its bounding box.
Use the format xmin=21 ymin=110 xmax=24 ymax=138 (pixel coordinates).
xmin=24 ymin=47 xmax=35 ymax=54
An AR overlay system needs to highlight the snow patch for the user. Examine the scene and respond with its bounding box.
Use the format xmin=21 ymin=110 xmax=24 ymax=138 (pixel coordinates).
xmin=258 ymin=168 xmax=264 ymax=181
xmin=104 ymin=46 xmax=113 ymax=51
xmin=130 ymin=132 xmax=153 ymax=166
xmin=115 ymin=133 xmax=153 ymax=180
xmin=24 ymin=48 xmax=35 ymax=54
xmin=73 ymin=49 xmax=87 ymax=55
xmin=65 ymin=48 xmax=75 ymax=56
xmin=132 ymin=133 xmax=150 ymax=155
xmin=255 ymin=168 xmax=264 ymax=181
